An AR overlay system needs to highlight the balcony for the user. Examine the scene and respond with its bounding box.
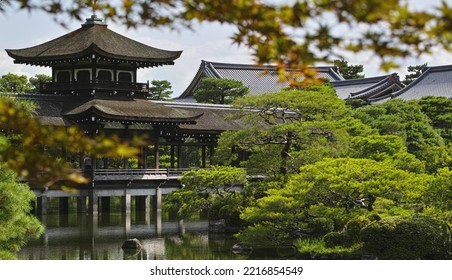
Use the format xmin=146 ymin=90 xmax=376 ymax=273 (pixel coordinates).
xmin=92 ymin=168 xmax=193 ymax=181
xmin=40 ymin=80 xmax=149 ymax=96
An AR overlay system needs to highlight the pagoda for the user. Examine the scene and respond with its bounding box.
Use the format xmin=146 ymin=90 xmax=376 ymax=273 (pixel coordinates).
xmin=7 ymin=15 xmax=181 ymax=97
xmin=6 ymin=14 xmax=240 ymax=217
xmin=5 ymin=15 xmax=213 ymax=172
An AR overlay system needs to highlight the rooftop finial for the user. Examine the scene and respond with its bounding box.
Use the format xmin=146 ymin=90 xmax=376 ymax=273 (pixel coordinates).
xmin=82 ymin=0 xmax=107 ymax=27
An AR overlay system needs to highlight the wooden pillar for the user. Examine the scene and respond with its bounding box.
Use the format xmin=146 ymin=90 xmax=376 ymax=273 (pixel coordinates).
xmin=91 ymin=156 xmax=97 ymax=178
xmin=122 ymin=191 xmax=131 ymax=214
xmin=209 ymin=145 xmax=215 ymax=166
xmin=124 ymin=211 xmax=131 ymax=239
xmin=145 ymin=195 xmax=151 ymax=225
xmin=170 ymin=145 xmax=175 ymax=168
xmin=141 ymin=146 xmax=148 ymax=169
xmin=71 ymin=67 xmax=75 ymax=83
xmin=88 ymin=190 xmax=98 ymax=216
xmin=202 ymin=145 xmax=207 ymax=168
xmin=37 ymin=196 xmax=48 ymax=216
xmin=179 ymin=219 xmax=186 ymax=235
xmin=122 ymin=190 xmax=132 ymax=238
xmin=177 ymin=144 xmax=182 ymax=168
xmin=154 ymin=188 xmax=162 ymax=236
xmin=154 ymin=136 xmax=160 ymax=169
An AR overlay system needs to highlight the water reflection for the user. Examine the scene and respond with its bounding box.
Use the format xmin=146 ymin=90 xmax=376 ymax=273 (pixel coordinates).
xmin=17 ymin=211 xmax=238 ymax=260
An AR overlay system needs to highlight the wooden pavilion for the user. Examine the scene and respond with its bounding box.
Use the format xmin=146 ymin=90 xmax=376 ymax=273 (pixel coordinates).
xmin=6 ymin=15 xmax=236 ymax=174
xmin=6 ymin=15 xmax=247 ymax=218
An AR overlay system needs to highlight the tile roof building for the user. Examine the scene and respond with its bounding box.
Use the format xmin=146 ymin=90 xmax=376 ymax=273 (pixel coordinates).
xmin=390 ymin=65 xmax=452 ymax=100
xmin=5 ymin=15 xmax=235 ymax=172
xmin=177 ymin=60 xmax=344 ymax=102
xmin=176 ymin=60 xmax=405 ymax=103
xmin=332 ymin=73 xmax=404 ymax=101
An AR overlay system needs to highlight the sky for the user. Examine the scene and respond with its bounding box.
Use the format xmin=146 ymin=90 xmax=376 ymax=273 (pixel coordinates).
xmin=0 ymin=0 xmax=451 ymax=97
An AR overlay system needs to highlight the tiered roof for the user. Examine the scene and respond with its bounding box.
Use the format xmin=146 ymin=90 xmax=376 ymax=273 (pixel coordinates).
xmin=6 ymin=15 xmax=182 ymax=68
xmin=14 ymin=94 xmax=202 ymax=127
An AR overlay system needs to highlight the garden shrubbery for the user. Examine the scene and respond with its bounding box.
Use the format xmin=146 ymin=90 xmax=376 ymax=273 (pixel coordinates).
xmin=361 ymin=216 xmax=452 ymax=259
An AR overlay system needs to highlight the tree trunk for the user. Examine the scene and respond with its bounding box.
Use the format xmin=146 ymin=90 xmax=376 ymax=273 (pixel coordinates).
xmin=279 ymin=131 xmax=293 ymax=177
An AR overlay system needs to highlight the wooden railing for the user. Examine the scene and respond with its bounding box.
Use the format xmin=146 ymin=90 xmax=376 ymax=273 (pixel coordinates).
xmin=40 ymin=80 xmax=149 ymax=94
xmin=93 ymin=168 xmax=194 ymax=181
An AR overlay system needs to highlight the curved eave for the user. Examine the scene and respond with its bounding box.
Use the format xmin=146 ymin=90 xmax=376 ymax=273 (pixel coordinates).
xmin=348 ymin=74 xmax=404 ymax=100
xmin=5 ymin=23 xmax=182 ymax=68
xmin=390 ymin=67 xmax=432 ymax=99
xmin=64 ymin=106 xmax=202 ymax=125
xmin=6 ymin=46 xmax=181 ymax=68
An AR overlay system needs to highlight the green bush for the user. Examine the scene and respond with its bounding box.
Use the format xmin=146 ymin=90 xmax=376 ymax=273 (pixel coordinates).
xmin=297 ymin=238 xmax=362 ymax=260
xmin=361 ymin=216 xmax=452 ymax=259
xmin=345 ymin=216 xmax=372 ymax=241
xmin=237 ymin=224 xmax=287 ymax=247
xmin=323 ymin=216 xmax=372 ymax=247
xmin=323 ymin=231 xmax=354 ymax=247
xmin=208 ymin=196 xmax=242 ymax=227
xmin=307 ymin=218 xmax=334 ymax=236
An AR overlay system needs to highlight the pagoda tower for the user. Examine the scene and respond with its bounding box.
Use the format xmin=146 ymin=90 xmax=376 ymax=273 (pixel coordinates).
xmin=5 ymin=15 xmax=203 ymax=171
xmin=7 ymin=15 xmax=181 ymax=98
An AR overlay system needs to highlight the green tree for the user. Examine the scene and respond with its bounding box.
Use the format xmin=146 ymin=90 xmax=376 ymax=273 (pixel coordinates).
xmin=148 ymin=80 xmax=173 ymax=100
xmin=238 ymin=157 xmax=431 ymax=246
xmin=0 ymin=73 xmax=32 ymax=93
xmin=4 ymin=0 xmax=450 ymax=76
xmin=194 ymin=78 xmax=249 ymax=104
xmin=333 ymin=59 xmax=365 ymax=79
xmin=349 ymin=134 xmax=425 ymax=173
xmin=164 ymin=166 xmax=248 ymax=226
xmin=420 ymin=167 xmax=452 ymax=234
xmin=215 ymin=85 xmax=350 ymax=179
xmin=0 ymin=166 xmax=43 ymax=259
xmin=418 ymin=96 xmax=452 ymax=143
xmin=402 ymin=63 xmax=427 ymax=85
xmin=28 ymin=74 xmax=52 ymax=93
xmin=352 ymin=99 xmax=449 ymax=172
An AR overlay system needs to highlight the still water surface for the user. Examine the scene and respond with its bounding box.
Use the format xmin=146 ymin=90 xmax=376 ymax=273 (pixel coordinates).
xmin=18 ymin=212 xmax=297 ymax=260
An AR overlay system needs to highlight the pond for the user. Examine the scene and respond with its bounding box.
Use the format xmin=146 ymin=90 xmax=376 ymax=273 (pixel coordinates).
xmin=17 ymin=212 xmax=298 ymax=260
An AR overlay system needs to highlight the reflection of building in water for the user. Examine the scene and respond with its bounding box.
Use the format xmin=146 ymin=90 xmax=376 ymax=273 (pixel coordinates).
xmin=18 ymin=212 xmax=209 ymax=260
